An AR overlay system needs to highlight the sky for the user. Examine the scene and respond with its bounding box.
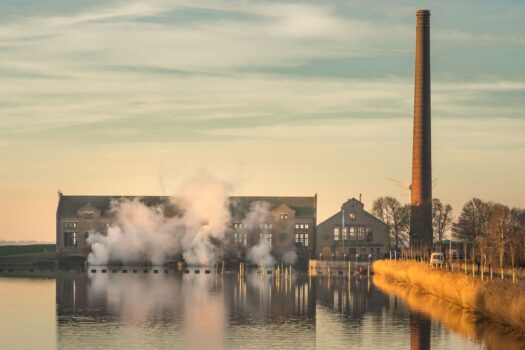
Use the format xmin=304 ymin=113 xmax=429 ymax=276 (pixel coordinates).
xmin=0 ymin=0 xmax=524 ymax=242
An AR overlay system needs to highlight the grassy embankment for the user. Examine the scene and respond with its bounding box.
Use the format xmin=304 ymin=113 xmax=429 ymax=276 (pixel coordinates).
xmin=0 ymin=244 xmax=56 ymax=265
xmin=373 ymin=260 xmax=525 ymax=335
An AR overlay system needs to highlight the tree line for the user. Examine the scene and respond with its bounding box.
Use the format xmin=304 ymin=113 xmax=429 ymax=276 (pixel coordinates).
xmin=371 ymin=197 xmax=453 ymax=251
xmin=371 ymin=196 xmax=525 ymax=268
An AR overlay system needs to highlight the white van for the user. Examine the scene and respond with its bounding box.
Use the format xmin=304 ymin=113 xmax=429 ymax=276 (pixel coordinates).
xmin=430 ymin=252 xmax=445 ymax=267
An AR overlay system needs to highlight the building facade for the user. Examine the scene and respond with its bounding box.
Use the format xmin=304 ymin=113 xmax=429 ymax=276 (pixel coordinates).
xmin=56 ymin=193 xmax=317 ymax=264
xmin=316 ymin=198 xmax=389 ymax=261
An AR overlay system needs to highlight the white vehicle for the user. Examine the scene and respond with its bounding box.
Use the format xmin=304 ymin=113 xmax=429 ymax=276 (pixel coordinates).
xmin=430 ymin=252 xmax=445 ymax=267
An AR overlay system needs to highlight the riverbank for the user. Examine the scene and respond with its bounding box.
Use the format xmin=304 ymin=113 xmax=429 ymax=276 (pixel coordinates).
xmin=0 ymin=244 xmax=56 ymax=267
xmin=373 ymin=260 xmax=525 ymax=335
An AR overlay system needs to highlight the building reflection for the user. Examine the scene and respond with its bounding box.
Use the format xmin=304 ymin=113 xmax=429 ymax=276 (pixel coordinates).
xmin=315 ymin=275 xmax=391 ymax=324
xmin=56 ymin=270 xmax=525 ymax=350
xmin=56 ymin=269 xmax=317 ymax=350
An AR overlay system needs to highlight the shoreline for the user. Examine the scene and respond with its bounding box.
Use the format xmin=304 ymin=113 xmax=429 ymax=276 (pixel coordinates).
xmin=373 ymin=260 xmax=525 ymax=335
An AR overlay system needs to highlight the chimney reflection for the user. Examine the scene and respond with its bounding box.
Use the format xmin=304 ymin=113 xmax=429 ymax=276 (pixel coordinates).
xmin=410 ymin=311 xmax=431 ymax=350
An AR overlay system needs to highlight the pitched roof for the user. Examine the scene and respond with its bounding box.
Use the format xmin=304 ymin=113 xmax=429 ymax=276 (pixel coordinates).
xmin=57 ymin=195 xmax=316 ymax=219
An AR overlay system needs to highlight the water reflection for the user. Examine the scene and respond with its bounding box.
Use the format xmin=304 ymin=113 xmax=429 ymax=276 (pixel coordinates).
xmin=52 ymin=269 xmax=524 ymax=350
xmin=374 ymin=275 xmax=525 ymax=350
xmin=56 ymin=270 xmax=316 ymax=350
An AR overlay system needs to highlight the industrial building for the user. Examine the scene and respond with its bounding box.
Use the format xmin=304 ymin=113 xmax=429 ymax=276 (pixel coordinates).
xmin=316 ymin=198 xmax=389 ymax=261
xmin=56 ymin=193 xmax=317 ymax=265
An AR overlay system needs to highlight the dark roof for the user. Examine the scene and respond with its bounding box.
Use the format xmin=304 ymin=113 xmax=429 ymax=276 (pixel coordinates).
xmin=229 ymin=196 xmax=316 ymax=219
xmin=57 ymin=195 xmax=316 ymax=219
xmin=317 ymin=198 xmax=387 ymax=228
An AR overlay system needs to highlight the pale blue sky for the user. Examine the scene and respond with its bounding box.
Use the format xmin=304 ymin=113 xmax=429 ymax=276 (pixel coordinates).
xmin=0 ymin=0 xmax=524 ymax=241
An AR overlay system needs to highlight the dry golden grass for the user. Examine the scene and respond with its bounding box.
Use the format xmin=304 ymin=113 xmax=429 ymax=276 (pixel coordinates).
xmin=373 ymin=260 xmax=525 ymax=335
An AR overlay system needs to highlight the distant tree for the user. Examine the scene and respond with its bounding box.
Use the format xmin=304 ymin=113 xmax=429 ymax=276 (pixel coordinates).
xmin=372 ymin=197 xmax=410 ymax=250
xmin=432 ymin=198 xmax=453 ymax=246
xmin=509 ymin=208 xmax=525 ymax=269
xmin=452 ymin=198 xmax=492 ymax=242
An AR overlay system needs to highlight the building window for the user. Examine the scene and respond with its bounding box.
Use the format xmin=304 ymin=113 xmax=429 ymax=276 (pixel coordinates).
xmin=295 ymin=224 xmax=299 ymax=229
xmin=64 ymin=232 xmax=77 ymax=247
xmin=84 ymin=212 xmax=94 ymax=220
xmin=357 ymin=227 xmax=367 ymax=240
xmin=342 ymin=227 xmax=347 ymax=241
xmin=280 ymin=213 xmax=288 ymax=220
xmin=349 ymin=226 xmax=356 ymax=239
xmin=296 ymin=233 xmax=308 ymax=247
xmin=366 ymin=232 xmax=373 ymax=241
xmin=333 ymin=227 xmax=340 ymax=241
xmin=234 ymin=233 xmax=247 ymax=246
xmin=63 ymin=222 xmax=78 ymax=228
xmin=260 ymin=233 xmax=272 ymax=244
xmin=305 ymin=224 xmax=309 ymax=229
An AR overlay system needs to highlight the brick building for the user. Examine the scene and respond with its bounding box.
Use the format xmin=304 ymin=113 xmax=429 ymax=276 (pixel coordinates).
xmin=56 ymin=193 xmax=317 ymax=264
xmin=316 ymin=198 xmax=389 ymax=261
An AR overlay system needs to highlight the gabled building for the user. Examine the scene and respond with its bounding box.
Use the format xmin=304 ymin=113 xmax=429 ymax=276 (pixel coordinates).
xmin=316 ymin=198 xmax=389 ymax=261
xmin=56 ymin=193 xmax=317 ymax=264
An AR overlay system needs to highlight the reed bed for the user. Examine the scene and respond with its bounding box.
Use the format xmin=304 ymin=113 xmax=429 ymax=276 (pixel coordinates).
xmin=373 ymin=260 xmax=525 ymax=334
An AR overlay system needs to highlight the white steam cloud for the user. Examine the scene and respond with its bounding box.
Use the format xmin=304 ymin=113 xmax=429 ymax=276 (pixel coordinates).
xmin=242 ymin=202 xmax=276 ymax=267
xmin=247 ymin=239 xmax=275 ymax=267
xmin=87 ymin=172 xmax=299 ymax=267
xmin=87 ymin=172 xmax=231 ymax=266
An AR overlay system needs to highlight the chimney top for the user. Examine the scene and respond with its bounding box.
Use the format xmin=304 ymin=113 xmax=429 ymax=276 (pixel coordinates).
xmin=416 ymin=9 xmax=430 ymax=16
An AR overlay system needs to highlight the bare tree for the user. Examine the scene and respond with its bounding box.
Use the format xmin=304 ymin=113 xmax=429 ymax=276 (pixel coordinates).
xmin=486 ymin=204 xmax=511 ymax=278
xmin=509 ymin=208 xmax=525 ymax=272
xmin=452 ymin=198 xmax=492 ymax=241
xmin=372 ymin=197 xmax=410 ymax=251
xmin=432 ymin=198 xmax=453 ymax=247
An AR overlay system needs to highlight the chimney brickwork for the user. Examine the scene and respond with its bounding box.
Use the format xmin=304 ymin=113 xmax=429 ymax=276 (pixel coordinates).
xmin=410 ymin=9 xmax=433 ymax=249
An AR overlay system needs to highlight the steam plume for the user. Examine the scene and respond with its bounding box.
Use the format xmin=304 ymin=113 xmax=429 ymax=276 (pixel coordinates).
xmin=87 ymin=171 xmax=231 ymax=266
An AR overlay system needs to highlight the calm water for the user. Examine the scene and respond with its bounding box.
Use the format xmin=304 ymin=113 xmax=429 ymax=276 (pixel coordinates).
xmin=0 ymin=269 xmax=523 ymax=350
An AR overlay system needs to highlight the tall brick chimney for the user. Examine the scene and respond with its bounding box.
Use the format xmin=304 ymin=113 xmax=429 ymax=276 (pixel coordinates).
xmin=410 ymin=9 xmax=432 ymax=249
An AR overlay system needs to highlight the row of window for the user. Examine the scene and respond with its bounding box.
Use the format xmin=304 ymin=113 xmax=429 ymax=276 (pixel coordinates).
xmin=64 ymin=222 xmax=110 ymax=229
xmin=345 ymin=247 xmax=381 ymax=254
xmin=233 ymin=233 xmax=247 ymax=246
xmin=233 ymin=223 xmax=310 ymax=229
xmin=334 ymin=226 xmax=372 ymax=241
xmin=295 ymin=233 xmax=309 ymax=247
xmin=233 ymin=223 xmax=273 ymax=229
xmin=295 ymin=224 xmax=309 ymax=229
xmin=233 ymin=233 xmax=275 ymax=245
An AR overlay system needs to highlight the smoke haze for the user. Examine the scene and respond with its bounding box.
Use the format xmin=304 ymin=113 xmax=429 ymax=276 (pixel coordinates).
xmin=87 ymin=172 xmax=231 ymax=266
xmin=87 ymin=171 xmax=298 ymax=266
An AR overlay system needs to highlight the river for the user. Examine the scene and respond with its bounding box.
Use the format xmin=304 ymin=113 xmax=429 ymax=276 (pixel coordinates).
xmin=0 ymin=268 xmax=523 ymax=349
